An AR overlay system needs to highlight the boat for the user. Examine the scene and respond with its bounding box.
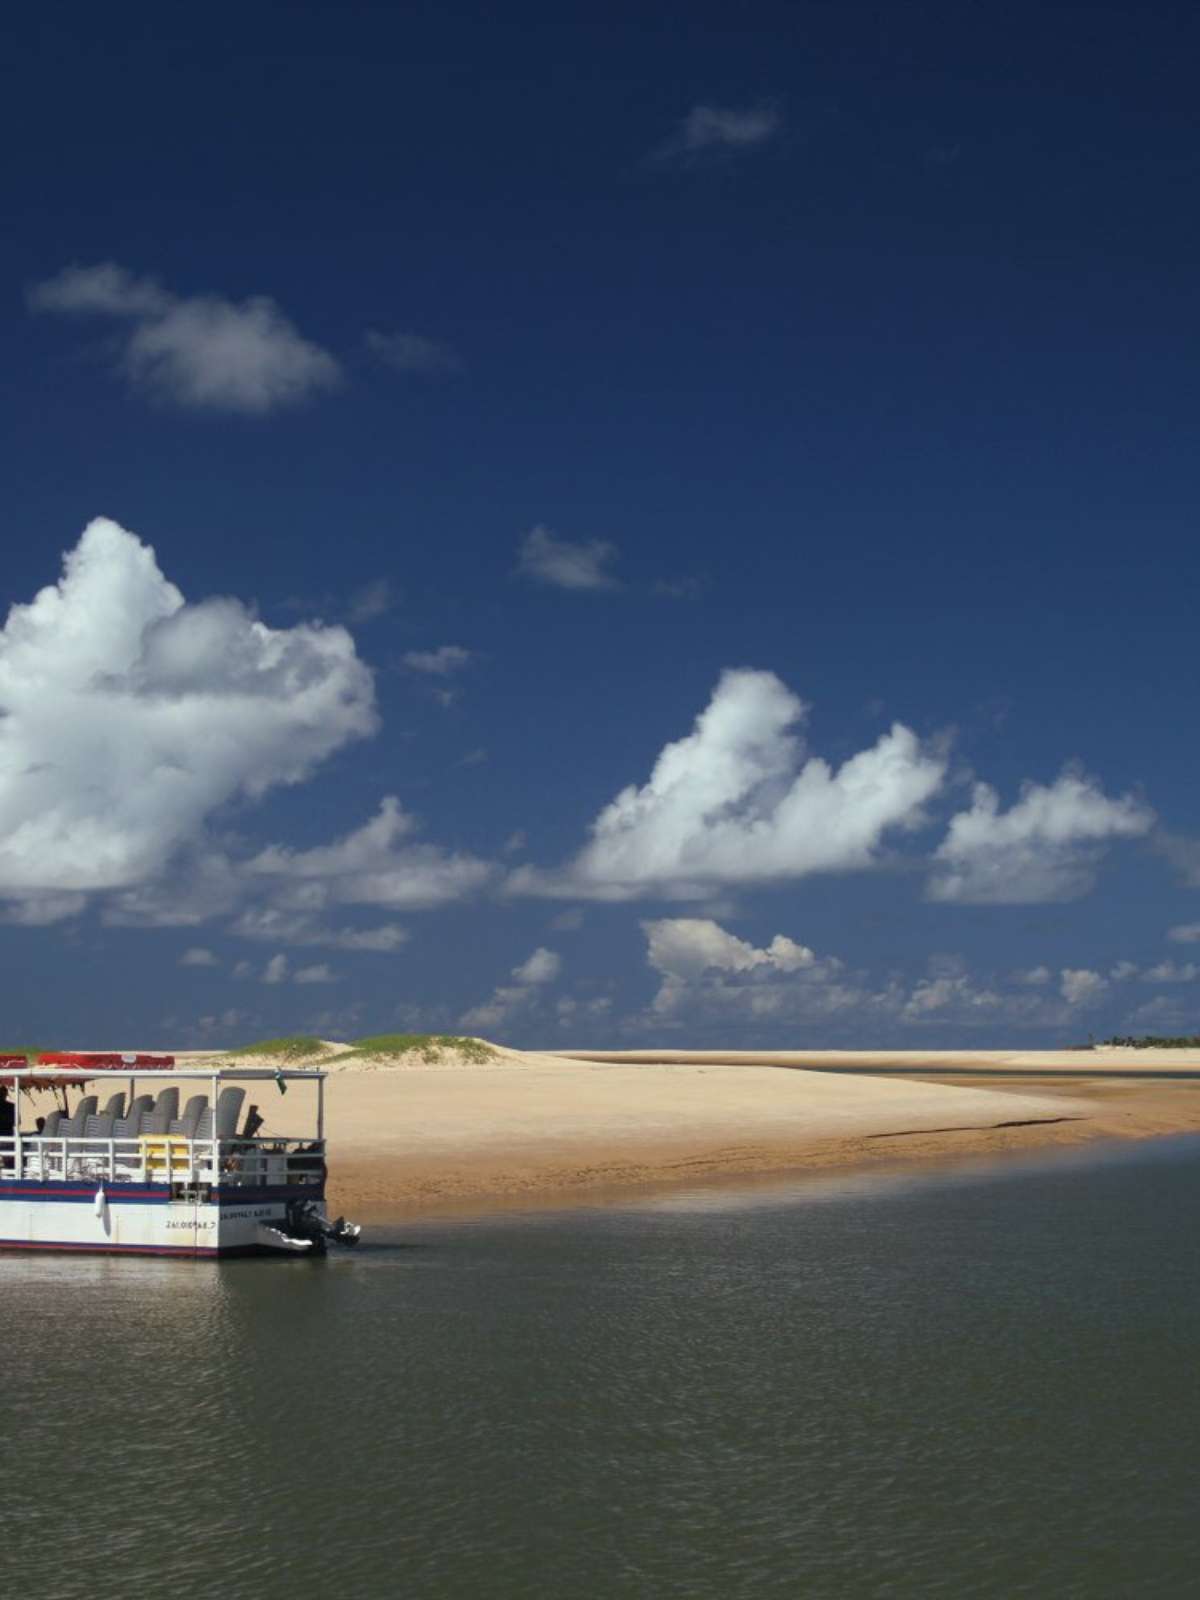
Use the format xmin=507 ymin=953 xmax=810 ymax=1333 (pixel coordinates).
xmin=0 ymin=1054 xmax=361 ymax=1257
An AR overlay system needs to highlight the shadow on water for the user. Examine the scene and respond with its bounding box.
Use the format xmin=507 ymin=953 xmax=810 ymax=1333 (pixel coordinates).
xmin=3 ymin=1134 xmax=1200 ymax=1600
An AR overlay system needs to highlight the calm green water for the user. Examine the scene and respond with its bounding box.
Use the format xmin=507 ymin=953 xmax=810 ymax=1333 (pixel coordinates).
xmin=3 ymin=1141 xmax=1199 ymax=1599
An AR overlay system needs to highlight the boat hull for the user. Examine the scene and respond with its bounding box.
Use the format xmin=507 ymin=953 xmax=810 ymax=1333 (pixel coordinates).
xmin=0 ymin=1182 xmax=328 ymax=1257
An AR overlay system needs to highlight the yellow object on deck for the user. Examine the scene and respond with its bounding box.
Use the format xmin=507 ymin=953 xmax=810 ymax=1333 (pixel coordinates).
xmin=139 ymin=1135 xmax=191 ymax=1173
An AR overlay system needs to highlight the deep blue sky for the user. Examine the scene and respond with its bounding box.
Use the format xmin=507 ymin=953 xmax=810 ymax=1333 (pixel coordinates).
xmin=3 ymin=0 xmax=1199 ymax=1046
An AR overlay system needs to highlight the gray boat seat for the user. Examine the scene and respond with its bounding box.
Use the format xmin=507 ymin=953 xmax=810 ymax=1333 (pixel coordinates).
xmin=100 ymin=1092 xmax=126 ymax=1119
xmin=142 ymin=1088 xmax=179 ymax=1134
xmin=57 ymin=1095 xmax=98 ymax=1138
xmin=196 ymin=1087 xmax=245 ymax=1143
xmin=114 ymin=1095 xmax=154 ymax=1138
xmin=168 ymin=1095 xmax=206 ymax=1138
xmin=41 ymin=1109 xmax=63 ymax=1137
xmin=216 ymin=1086 xmax=245 ymax=1137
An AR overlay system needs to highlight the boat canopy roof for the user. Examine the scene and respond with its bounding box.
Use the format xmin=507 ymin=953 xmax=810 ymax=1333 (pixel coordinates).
xmin=1 ymin=1065 xmax=325 ymax=1084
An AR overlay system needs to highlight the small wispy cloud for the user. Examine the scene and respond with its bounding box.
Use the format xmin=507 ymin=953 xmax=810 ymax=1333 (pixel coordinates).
xmin=260 ymin=952 xmax=336 ymax=985
xmin=365 ymin=329 xmax=462 ymax=376
xmin=653 ymin=575 xmax=705 ymax=601
xmin=293 ymin=962 xmax=336 ymax=985
xmin=459 ymin=945 xmax=563 ymax=1032
xmin=347 ymin=578 xmax=397 ymax=624
xmin=655 ymin=102 xmax=782 ymax=162
xmin=516 ymin=525 xmax=620 ymax=592
xmin=179 ymin=946 xmax=219 ymax=968
xmin=402 ymin=645 xmax=473 ymax=675
xmin=29 ymin=263 xmax=341 ymax=414
xmin=231 ymin=908 xmax=409 ymax=952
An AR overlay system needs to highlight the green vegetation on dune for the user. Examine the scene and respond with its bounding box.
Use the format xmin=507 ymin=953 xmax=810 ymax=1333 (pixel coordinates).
xmin=227 ymin=1035 xmax=327 ymax=1061
xmin=1101 ymin=1034 xmax=1200 ymax=1049
xmin=347 ymin=1033 xmax=496 ymax=1063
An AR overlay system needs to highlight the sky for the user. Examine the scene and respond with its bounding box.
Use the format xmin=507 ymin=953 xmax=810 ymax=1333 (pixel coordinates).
xmin=4 ymin=0 xmax=1200 ymax=1048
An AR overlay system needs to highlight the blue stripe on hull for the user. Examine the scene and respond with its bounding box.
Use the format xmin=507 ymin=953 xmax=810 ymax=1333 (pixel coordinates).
xmin=214 ymin=1185 xmax=325 ymax=1204
xmin=0 ymin=1186 xmax=170 ymax=1204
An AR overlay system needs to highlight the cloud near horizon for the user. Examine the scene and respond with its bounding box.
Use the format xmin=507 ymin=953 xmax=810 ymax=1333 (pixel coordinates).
xmin=29 ymin=263 xmax=341 ymax=413
xmin=643 ymin=917 xmax=1120 ymax=1032
xmin=509 ymin=669 xmax=947 ymax=900
xmin=459 ymin=944 xmax=563 ymax=1032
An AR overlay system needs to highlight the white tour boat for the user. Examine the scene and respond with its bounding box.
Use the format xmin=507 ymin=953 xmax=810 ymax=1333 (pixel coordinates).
xmin=0 ymin=1053 xmax=361 ymax=1257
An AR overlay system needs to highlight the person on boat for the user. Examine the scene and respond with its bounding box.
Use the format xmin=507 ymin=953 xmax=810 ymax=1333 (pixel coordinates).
xmin=0 ymin=1086 xmax=14 ymax=1168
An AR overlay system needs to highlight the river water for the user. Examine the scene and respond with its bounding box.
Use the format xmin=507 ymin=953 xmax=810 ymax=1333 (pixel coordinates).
xmin=3 ymin=1139 xmax=1199 ymax=1599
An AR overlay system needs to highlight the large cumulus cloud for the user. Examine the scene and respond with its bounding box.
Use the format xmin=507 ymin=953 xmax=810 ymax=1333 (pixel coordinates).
xmin=0 ymin=518 xmax=376 ymax=911
xmin=509 ymin=668 xmax=947 ymax=899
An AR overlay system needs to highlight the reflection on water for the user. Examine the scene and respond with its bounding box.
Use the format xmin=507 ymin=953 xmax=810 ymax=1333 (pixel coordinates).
xmin=3 ymin=1140 xmax=1200 ymax=1599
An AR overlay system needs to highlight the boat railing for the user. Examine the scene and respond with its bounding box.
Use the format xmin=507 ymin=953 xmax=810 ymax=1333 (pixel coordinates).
xmin=0 ymin=1135 xmax=325 ymax=1189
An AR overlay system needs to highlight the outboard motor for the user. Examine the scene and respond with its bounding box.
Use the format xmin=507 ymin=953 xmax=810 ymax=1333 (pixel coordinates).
xmin=284 ymin=1198 xmax=362 ymax=1252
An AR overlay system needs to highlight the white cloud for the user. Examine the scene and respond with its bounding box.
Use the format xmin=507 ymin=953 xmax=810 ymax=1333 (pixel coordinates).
xmin=516 ymin=525 xmax=619 ymax=592
xmin=365 ymin=329 xmax=462 ymax=375
xmin=293 ymin=962 xmax=336 ymax=985
xmin=1140 ymin=961 xmax=1200 ymax=984
xmin=657 ymin=103 xmax=782 ymax=160
xmin=928 ymin=772 xmax=1153 ymax=904
xmin=245 ymin=797 xmax=492 ymax=911
xmin=643 ymin=917 xmax=849 ymax=1019
xmin=644 ymin=918 xmax=814 ymax=981
xmin=1 ymin=893 xmax=87 ymax=926
xmin=346 ymin=579 xmax=396 ymax=624
xmin=1060 ymin=968 xmax=1108 ymax=1007
xmin=197 ymin=1007 xmax=246 ymax=1035
xmin=640 ymin=919 xmax=1117 ymax=1034
xmin=510 ymin=669 xmax=946 ymax=900
xmin=459 ymin=946 xmax=563 ymax=1032
xmin=556 ymin=995 xmax=611 ymax=1028
xmin=263 ymin=954 xmax=289 ymax=985
xmin=230 ymin=908 xmax=409 ymax=952
xmin=30 ymin=263 xmax=341 ymax=413
xmin=0 ymin=519 xmax=376 ymax=919
xmin=902 ymin=975 xmax=1002 ymax=1020
xmin=1158 ymin=834 xmax=1200 ymax=887
xmin=1110 ymin=960 xmax=1139 ymax=981
xmin=179 ymin=947 xmax=218 ymax=967
xmin=402 ymin=645 xmax=473 ymax=675
xmin=1121 ymin=996 xmax=1193 ymax=1033
xmin=1167 ymin=922 xmax=1200 ymax=944
xmin=511 ymin=946 xmax=562 ymax=985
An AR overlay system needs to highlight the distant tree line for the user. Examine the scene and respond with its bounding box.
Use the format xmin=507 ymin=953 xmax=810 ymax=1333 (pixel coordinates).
xmin=1101 ymin=1034 xmax=1200 ymax=1049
